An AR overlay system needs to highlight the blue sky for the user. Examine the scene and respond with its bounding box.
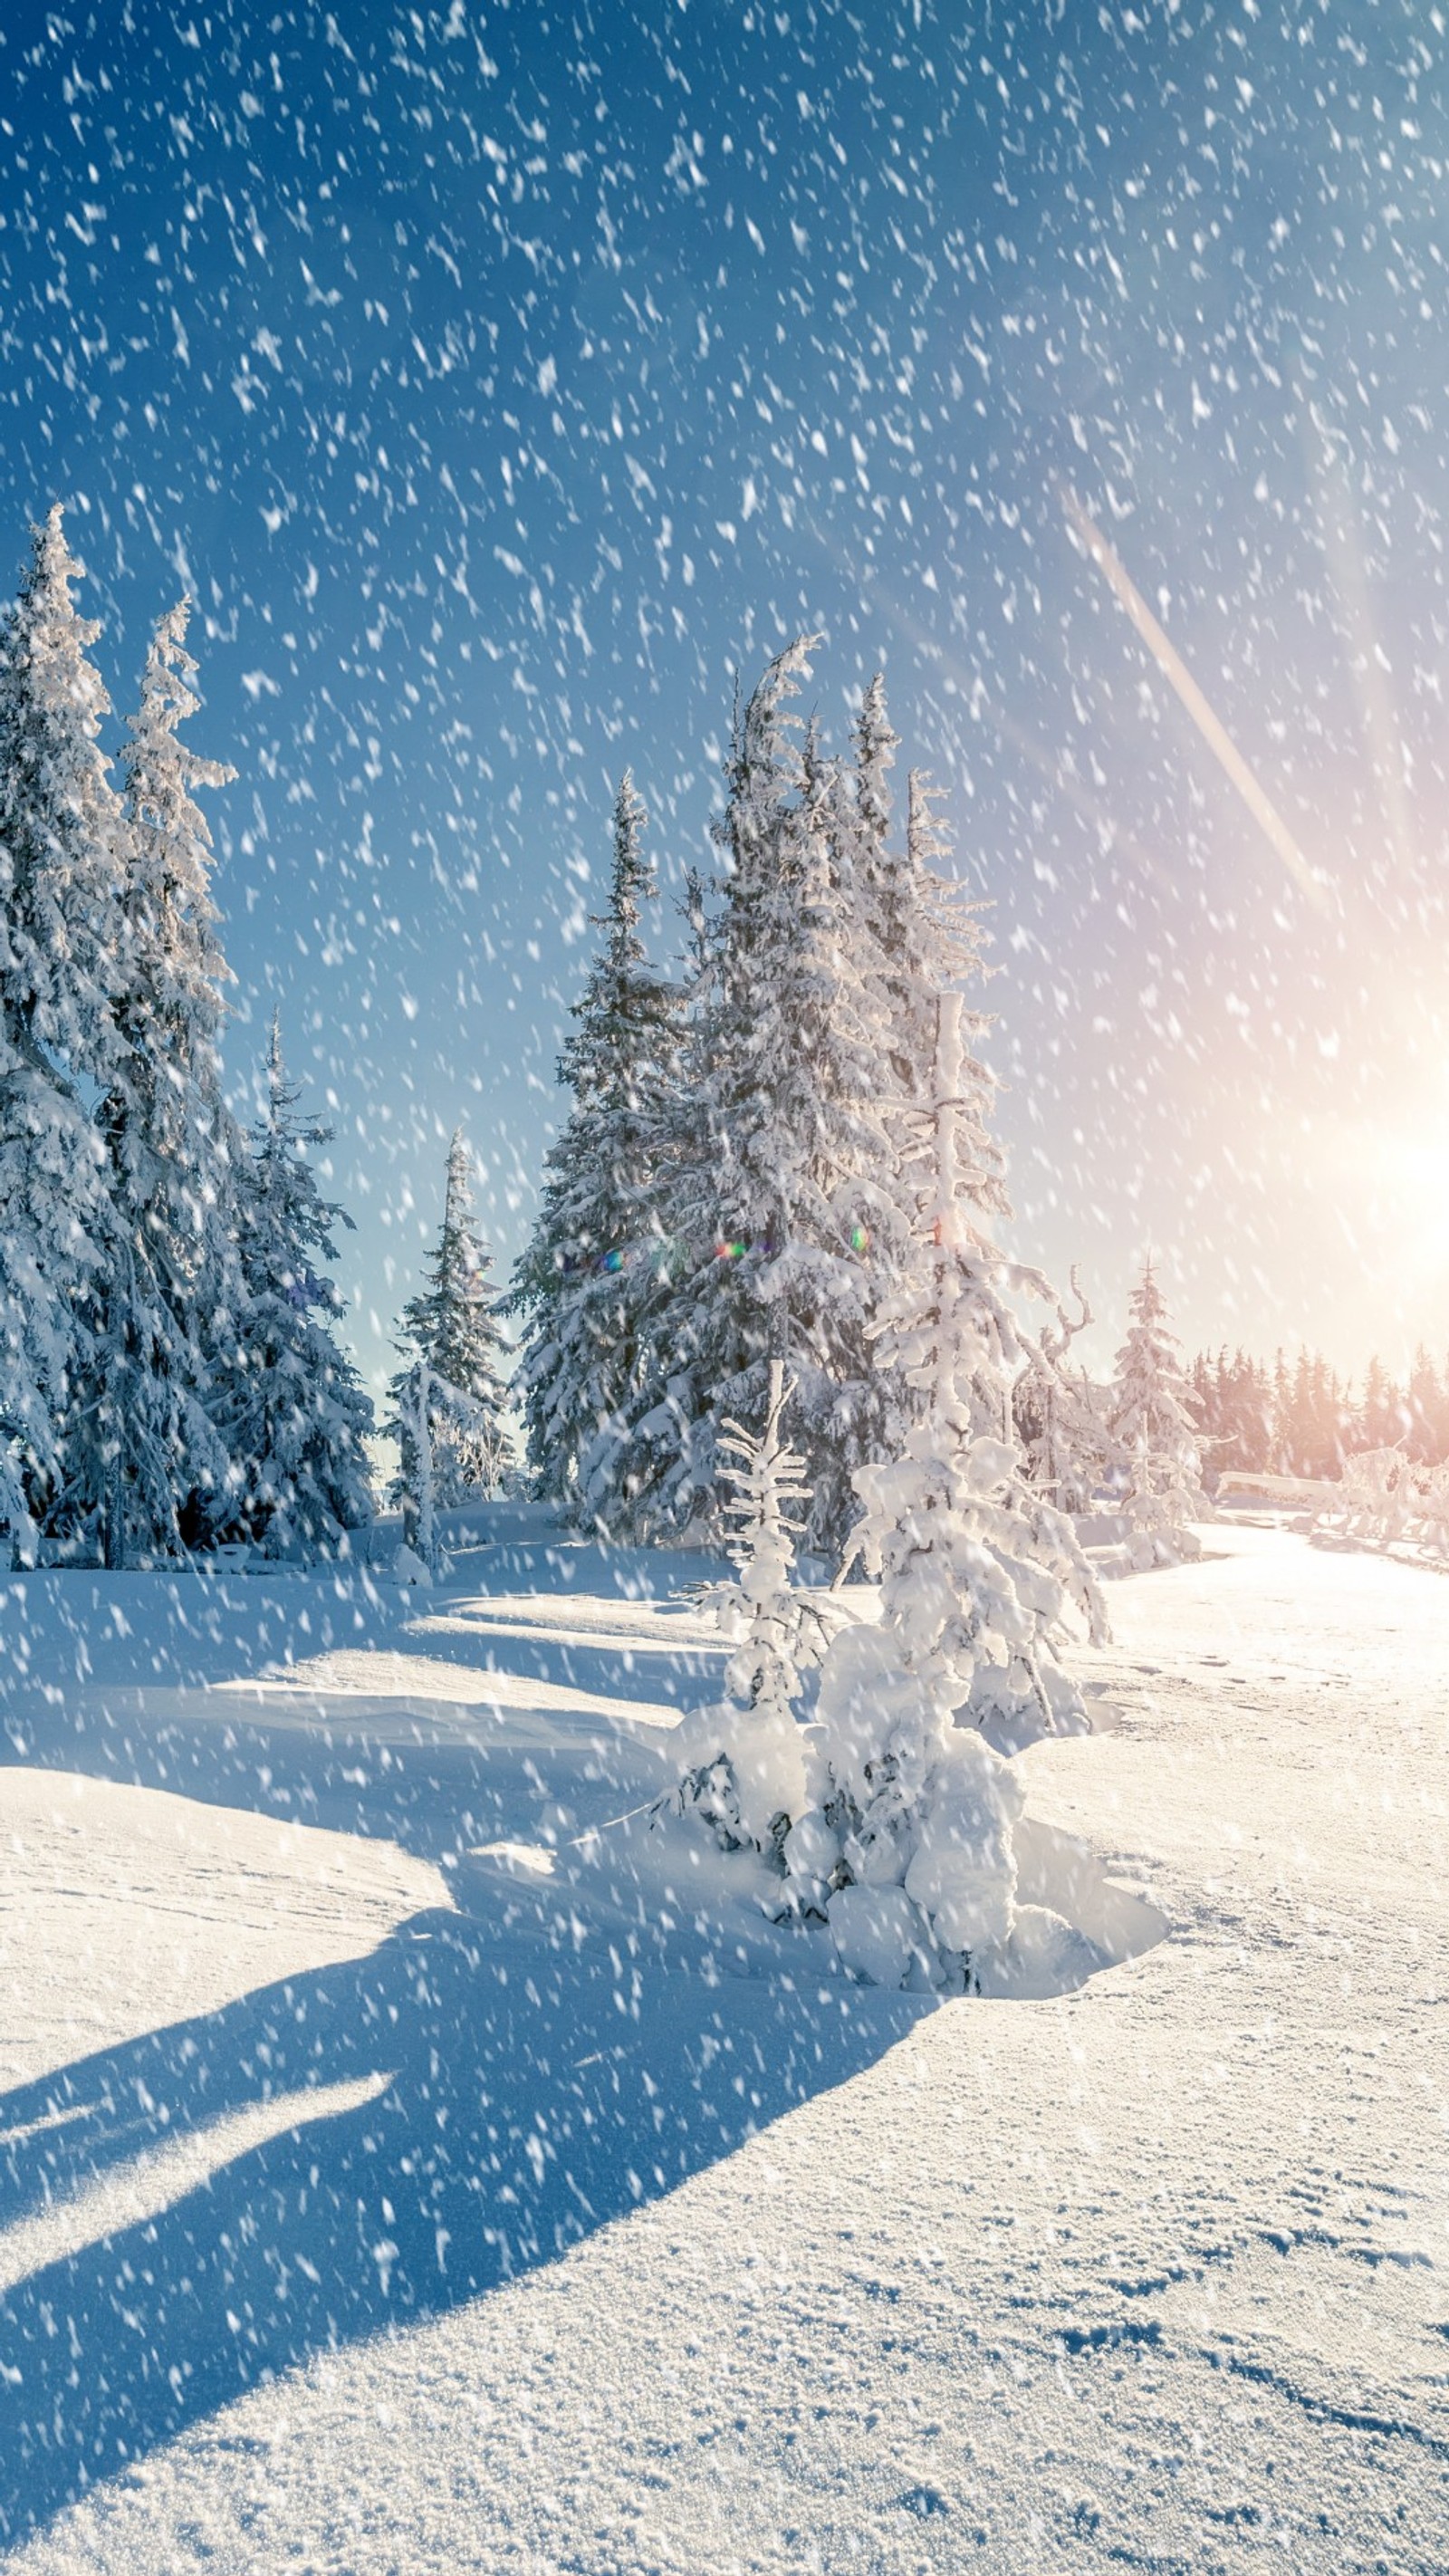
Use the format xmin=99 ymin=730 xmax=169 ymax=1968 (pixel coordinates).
xmin=3 ymin=0 xmax=1446 ymax=1389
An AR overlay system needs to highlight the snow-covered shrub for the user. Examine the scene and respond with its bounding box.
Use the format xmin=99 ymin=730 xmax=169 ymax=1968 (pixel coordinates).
xmin=785 ymin=1622 xmax=1025 ymax=1989
xmin=1339 ymin=1447 xmax=1415 ymax=1543
xmin=1415 ymin=1462 xmax=1449 ymax=1555
xmin=389 ymin=1541 xmax=435 ymax=1589
xmin=1321 ymin=1447 xmax=1449 ymax=1556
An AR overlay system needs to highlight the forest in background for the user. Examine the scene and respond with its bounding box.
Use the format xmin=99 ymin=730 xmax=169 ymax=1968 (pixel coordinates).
xmin=0 ymin=499 xmax=1435 ymax=1579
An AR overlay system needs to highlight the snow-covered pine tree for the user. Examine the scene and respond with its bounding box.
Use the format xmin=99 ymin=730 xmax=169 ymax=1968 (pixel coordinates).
xmin=389 ymin=1128 xmax=513 ymax=1512
xmin=509 ymin=770 xmax=681 ymax=1525
xmin=76 ymin=598 xmax=245 ymax=1562
xmin=609 ymin=640 xmax=896 ymax=1558
xmin=1109 ymin=1260 xmax=1211 ymax=1566
xmin=0 ymin=505 xmax=132 ymax=1561
xmin=217 ymin=1018 xmax=374 ymax=1555
xmin=782 ymin=990 xmax=1108 ymax=1988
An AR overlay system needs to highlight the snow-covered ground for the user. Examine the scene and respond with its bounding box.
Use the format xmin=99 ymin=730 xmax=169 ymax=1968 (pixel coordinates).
xmin=1 ymin=1515 xmax=1446 ymax=2571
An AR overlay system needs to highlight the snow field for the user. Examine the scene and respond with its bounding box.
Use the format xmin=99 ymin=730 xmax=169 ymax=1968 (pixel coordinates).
xmin=0 ymin=1520 xmax=1445 ymax=2570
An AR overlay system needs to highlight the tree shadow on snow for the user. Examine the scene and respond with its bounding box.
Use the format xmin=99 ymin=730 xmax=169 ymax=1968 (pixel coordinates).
xmin=0 ymin=1881 xmax=929 ymax=2544
xmin=1309 ymin=1527 xmax=1449 ymax=1576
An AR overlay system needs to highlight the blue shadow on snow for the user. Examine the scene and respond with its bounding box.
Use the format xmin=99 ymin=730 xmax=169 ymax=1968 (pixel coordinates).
xmin=0 ymin=1878 xmax=930 ymax=2542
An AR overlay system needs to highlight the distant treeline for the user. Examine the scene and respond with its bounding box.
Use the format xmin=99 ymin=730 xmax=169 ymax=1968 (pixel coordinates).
xmin=1188 ymin=1346 xmax=1449 ymax=1482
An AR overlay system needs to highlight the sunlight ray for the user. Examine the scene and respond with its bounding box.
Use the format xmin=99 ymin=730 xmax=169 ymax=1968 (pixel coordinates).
xmin=1060 ymin=485 xmax=1333 ymax=916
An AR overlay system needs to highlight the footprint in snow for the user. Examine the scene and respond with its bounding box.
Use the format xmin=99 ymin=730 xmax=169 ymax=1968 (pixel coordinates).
xmin=896 ymin=2484 xmax=950 ymax=2518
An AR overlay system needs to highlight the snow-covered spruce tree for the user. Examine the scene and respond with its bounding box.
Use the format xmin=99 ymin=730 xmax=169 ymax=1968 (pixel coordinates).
xmin=0 ymin=505 xmax=133 ymax=1562
xmin=389 ymin=1129 xmax=513 ymax=1515
xmin=509 ymin=771 xmax=682 ymax=1526
xmin=667 ymin=1359 xmax=837 ymax=1861
xmin=779 ymin=992 xmax=1108 ymax=1990
xmin=216 ymin=1019 xmax=374 ymax=1555
xmin=609 ymin=641 xmax=898 ymax=1559
xmin=1109 ymin=1260 xmax=1211 ymax=1567
xmin=74 ymin=598 xmax=245 ymax=1562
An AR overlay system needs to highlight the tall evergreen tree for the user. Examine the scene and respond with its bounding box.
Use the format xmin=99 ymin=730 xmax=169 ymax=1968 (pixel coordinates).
xmin=609 ymin=639 xmax=895 ymax=1555
xmin=510 ymin=770 xmax=682 ymax=1521
xmin=0 ymin=505 xmax=130 ymax=1558
xmin=216 ymin=1019 xmax=374 ymax=1555
xmin=390 ymin=1129 xmax=513 ymax=1508
xmin=116 ymin=599 xmax=242 ymax=1280
xmin=74 ymin=599 xmax=243 ymax=1561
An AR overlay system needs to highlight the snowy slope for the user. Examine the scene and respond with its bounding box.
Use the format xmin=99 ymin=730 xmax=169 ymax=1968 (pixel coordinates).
xmin=1 ymin=1520 xmax=1447 ymax=2571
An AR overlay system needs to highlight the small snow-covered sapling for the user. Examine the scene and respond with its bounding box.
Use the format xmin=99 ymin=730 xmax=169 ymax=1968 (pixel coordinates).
xmin=670 ymin=1357 xmax=832 ymax=1862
